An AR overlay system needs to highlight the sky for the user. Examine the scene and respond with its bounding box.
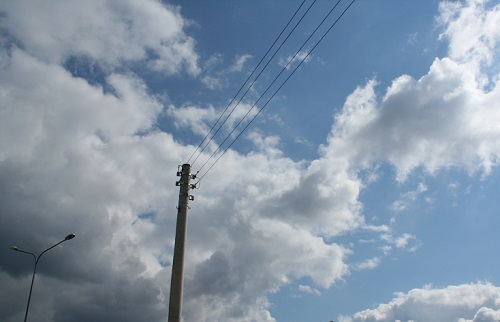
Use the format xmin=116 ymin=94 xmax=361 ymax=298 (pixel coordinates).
xmin=1 ymin=0 xmax=500 ymax=321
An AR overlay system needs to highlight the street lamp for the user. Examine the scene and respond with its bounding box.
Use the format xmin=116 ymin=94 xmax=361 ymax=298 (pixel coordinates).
xmin=10 ymin=233 xmax=76 ymax=322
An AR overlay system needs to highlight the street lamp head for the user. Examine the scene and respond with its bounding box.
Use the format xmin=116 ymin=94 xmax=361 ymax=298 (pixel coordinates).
xmin=12 ymin=234 xmax=76 ymax=322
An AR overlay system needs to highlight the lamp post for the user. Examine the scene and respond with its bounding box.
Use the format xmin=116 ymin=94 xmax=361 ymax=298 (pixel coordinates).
xmin=10 ymin=233 xmax=76 ymax=322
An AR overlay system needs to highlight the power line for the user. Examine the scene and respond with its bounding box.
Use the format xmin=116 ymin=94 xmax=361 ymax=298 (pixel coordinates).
xmin=196 ymin=0 xmax=358 ymax=183
xmin=196 ymin=0 xmax=341 ymax=174
xmin=186 ymin=0 xmax=309 ymax=166
xmin=190 ymin=0 xmax=318 ymax=168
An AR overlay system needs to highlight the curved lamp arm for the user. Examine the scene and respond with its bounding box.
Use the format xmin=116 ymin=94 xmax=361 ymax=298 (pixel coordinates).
xmin=10 ymin=233 xmax=76 ymax=322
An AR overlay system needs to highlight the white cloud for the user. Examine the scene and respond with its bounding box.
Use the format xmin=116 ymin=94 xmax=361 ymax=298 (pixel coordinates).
xmin=166 ymin=100 xmax=259 ymax=148
xmin=246 ymin=131 xmax=283 ymax=157
xmin=0 ymin=49 xmax=163 ymax=162
xmin=229 ymin=54 xmax=253 ymax=72
xmin=338 ymin=283 xmax=500 ymax=322
xmin=381 ymin=233 xmax=420 ymax=253
xmin=199 ymin=53 xmax=253 ymax=89
xmin=1 ymin=0 xmax=500 ymax=321
xmin=406 ymin=32 xmax=419 ymax=47
xmin=166 ymin=103 xmax=219 ymax=137
xmin=390 ymin=183 xmax=428 ymax=213
xmin=439 ymin=0 xmax=500 ymax=67
xmin=0 ymin=48 xmax=187 ymax=322
xmin=324 ymin=55 xmax=500 ymax=182
xmin=279 ymin=50 xmax=312 ymax=70
xmin=321 ymin=0 xmax=500 ymax=182
xmin=353 ymin=257 xmax=381 ymax=271
xmin=459 ymin=307 xmax=500 ymax=322
xmin=201 ymin=74 xmax=225 ymax=90
xmin=298 ymin=284 xmax=321 ymax=296
xmin=0 ymin=0 xmax=200 ymax=75
xmin=0 ymin=44 xmax=353 ymax=320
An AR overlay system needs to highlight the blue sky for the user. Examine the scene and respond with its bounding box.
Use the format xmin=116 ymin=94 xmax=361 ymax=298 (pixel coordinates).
xmin=1 ymin=1 xmax=500 ymax=321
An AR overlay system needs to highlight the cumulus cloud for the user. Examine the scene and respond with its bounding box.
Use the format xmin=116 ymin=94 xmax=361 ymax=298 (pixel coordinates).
xmin=0 ymin=48 xmax=185 ymax=321
xmin=439 ymin=0 xmax=500 ymax=66
xmin=323 ymin=0 xmax=500 ymax=181
xmin=324 ymin=57 xmax=500 ymax=181
xmin=0 ymin=0 xmax=200 ymax=74
xmin=0 ymin=44 xmax=352 ymax=322
xmin=166 ymin=100 xmax=260 ymax=149
xmin=166 ymin=103 xmax=219 ymax=137
xmin=338 ymin=283 xmax=500 ymax=322
xmin=460 ymin=307 xmax=500 ymax=322
xmin=1 ymin=0 xmax=500 ymax=321
xmin=352 ymin=257 xmax=381 ymax=271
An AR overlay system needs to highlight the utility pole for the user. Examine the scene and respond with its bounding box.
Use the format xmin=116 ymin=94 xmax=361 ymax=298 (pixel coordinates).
xmin=168 ymin=164 xmax=195 ymax=322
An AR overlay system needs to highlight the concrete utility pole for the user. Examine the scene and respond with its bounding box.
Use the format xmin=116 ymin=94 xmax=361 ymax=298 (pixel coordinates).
xmin=168 ymin=164 xmax=194 ymax=322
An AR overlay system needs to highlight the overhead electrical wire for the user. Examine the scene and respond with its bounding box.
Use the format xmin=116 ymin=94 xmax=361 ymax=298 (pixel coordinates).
xmin=196 ymin=0 xmax=358 ymax=183
xmin=197 ymin=0 xmax=359 ymax=182
xmin=194 ymin=0 xmax=342 ymax=175
xmin=189 ymin=0 xmax=318 ymax=168
xmin=186 ymin=0 xmax=309 ymax=166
